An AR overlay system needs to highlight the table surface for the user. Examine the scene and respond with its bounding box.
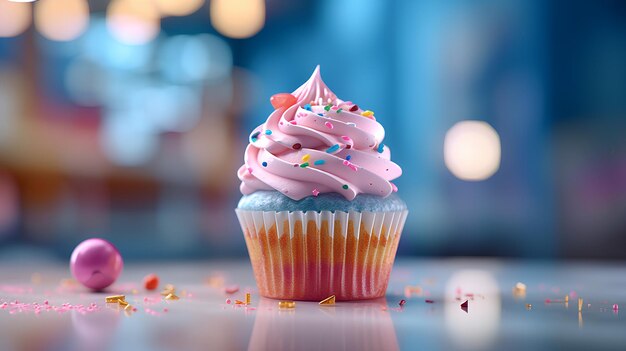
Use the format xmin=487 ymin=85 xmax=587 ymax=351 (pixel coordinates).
xmin=1 ymin=258 xmax=625 ymax=351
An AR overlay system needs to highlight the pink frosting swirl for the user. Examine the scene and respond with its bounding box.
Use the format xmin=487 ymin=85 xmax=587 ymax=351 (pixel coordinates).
xmin=238 ymin=66 xmax=402 ymax=200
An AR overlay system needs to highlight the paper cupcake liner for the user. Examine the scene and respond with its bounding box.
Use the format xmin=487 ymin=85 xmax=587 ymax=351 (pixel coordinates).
xmin=235 ymin=209 xmax=408 ymax=301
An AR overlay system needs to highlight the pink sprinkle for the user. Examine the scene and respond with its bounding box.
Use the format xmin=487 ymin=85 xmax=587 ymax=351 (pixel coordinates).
xmin=163 ymin=308 xmax=169 ymax=312
xmin=325 ymin=122 xmax=334 ymax=129
xmin=348 ymin=164 xmax=358 ymax=171
xmin=343 ymin=160 xmax=350 ymax=166
xmin=391 ymin=183 xmax=398 ymax=192
xmin=224 ymin=285 xmax=240 ymax=294
xmin=330 ymin=106 xmax=338 ymax=110
xmin=613 ymin=304 xmax=619 ymax=311
xmin=226 ymin=299 xmax=232 ymax=305
xmin=341 ymin=136 xmax=351 ymax=141
xmin=545 ymin=299 xmax=551 ymax=303
xmin=247 ymin=167 xmax=253 ymax=174
xmin=312 ymin=189 xmax=320 ymax=197
xmin=43 ymin=300 xmax=48 ymax=305
xmin=290 ymin=120 xmax=297 ymax=125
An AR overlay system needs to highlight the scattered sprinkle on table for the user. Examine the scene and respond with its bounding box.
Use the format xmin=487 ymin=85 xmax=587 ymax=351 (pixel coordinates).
xmin=278 ymin=301 xmax=296 ymax=309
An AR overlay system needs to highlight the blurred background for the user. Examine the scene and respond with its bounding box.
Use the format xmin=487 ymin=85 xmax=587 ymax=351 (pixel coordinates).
xmin=0 ymin=0 xmax=624 ymax=261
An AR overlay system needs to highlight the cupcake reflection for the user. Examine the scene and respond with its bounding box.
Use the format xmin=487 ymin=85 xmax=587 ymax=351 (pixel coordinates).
xmin=248 ymin=297 xmax=399 ymax=351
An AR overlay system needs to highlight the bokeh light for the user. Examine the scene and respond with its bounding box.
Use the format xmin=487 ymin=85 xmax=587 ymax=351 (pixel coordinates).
xmin=153 ymin=0 xmax=204 ymax=17
xmin=34 ymin=0 xmax=89 ymax=42
xmin=101 ymin=110 xmax=159 ymax=166
xmin=444 ymin=121 xmax=501 ymax=181
xmin=106 ymin=0 xmax=160 ymax=45
xmin=0 ymin=1 xmax=31 ymax=38
xmin=210 ymin=0 xmax=265 ymax=39
xmin=158 ymin=34 xmax=232 ymax=83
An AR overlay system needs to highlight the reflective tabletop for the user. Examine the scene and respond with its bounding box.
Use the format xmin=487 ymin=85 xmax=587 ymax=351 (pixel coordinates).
xmin=1 ymin=259 xmax=625 ymax=351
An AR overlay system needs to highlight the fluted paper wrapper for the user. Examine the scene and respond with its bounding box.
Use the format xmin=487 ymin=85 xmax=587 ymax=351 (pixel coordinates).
xmin=235 ymin=209 xmax=408 ymax=301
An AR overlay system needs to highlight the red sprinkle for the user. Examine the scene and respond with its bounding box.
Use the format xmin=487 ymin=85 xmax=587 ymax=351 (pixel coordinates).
xmin=292 ymin=143 xmax=302 ymax=150
xmin=425 ymin=299 xmax=434 ymax=304
xmin=224 ymin=285 xmax=240 ymax=294
xmin=399 ymin=299 xmax=406 ymax=307
xmin=143 ymin=274 xmax=159 ymax=291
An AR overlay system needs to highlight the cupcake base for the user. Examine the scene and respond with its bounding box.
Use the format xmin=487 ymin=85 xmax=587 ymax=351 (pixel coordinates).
xmin=236 ymin=210 xmax=407 ymax=301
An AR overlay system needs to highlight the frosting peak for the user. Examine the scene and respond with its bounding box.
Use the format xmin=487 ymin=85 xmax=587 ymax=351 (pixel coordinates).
xmin=238 ymin=66 xmax=402 ymax=201
xmin=292 ymin=65 xmax=338 ymax=106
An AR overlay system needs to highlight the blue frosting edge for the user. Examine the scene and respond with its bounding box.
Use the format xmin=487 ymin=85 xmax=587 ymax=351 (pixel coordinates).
xmin=237 ymin=191 xmax=407 ymax=212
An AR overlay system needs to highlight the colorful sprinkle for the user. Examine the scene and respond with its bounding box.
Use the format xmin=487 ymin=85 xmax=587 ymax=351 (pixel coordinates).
xmin=324 ymin=104 xmax=332 ymax=111
xmin=391 ymin=182 xmax=398 ymax=192
xmin=301 ymin=154 xmax=310 ymax=162
xmin=225 ymin=285 xmax=239 ymax=294
xmin=337 ymin=108 xmax=343 ymax=113
xmin=331 ymin=105 xmax=339 ymax=111
xmin=300 ymin=162 xmax=309 ymax=168
xmin=314 ymin=159 xmax=325 ymax=165
xmin=270 ymin=93 xmax=297 ymax=109
xmin=343 ymin=160 xmax=350 ymax=166
xmin=251 ymin=131 xmax=260 ymax=142
xmin=346 ymin=155 xmax=352 ymax=161
xmin=326 ymin=144 xmax=340 ymax=153
xmin=143 ymin=274 xmax=159 ymax=291
xmin=425 ymin=299 xmax=435 ymax=304
xmin=342 ymin=184 xmax=349 ymax=190
xmin=312 ymin=189 xmax=320 ymax=197
xmin=341 ymin=136 xmax=351 ymax=141
xmin=325 ymin=121 xmax=334 ymax=129
xmin=348 ymin=164 xmax=358 ymax=171
xmin=318 ymin=113 xmax=324 ymax=116
xmin=293 ymin=143 xmax=302 ymax=150
xmin=304 ymin=104 xmax=312 ymax=111
xmin=460 ymin=300 xmax=469 ymax=313
xmin=377 ymin=143 xmax=385 ymax=153
xmin=262 ymin=162 xmax=268 ymax=167
xmin=265 ymin=130 xmax=272 ymax=135
xmin=290 ymin=120 xmax=297 ymax=125
xmin=247 ymin=167 xmax=253 ymax=174
xmin=614 ymin=304 xmax=619 ymax=311
xmin=349 ymin=104 xmax=359 ymax=112
xmin=361 ymin=110 xmax=374 ymax=117
xmin=399 ymin=299 xmax=406 ymax=307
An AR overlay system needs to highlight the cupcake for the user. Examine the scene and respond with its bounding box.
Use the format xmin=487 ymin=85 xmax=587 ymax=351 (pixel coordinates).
xmin=236 ymin=66 xmax=407 ymax=301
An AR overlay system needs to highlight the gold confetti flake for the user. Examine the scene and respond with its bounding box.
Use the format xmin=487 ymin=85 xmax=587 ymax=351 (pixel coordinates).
xmin=565 ymin=295 xmax=569 ymax=303
xmin=105 ymin=295 xmax=126 ymax=303
xmin=512 ymin=282 xmax=527 ymax=298
xmin=525 ymin=304 xmax=532 ymax=310
xmin=245 ymin=293 xmax=251 ymax=305
xmin=404 ymin=285 xmax=422 ymax=297
xmin=319 ymin=295 xmax=336 ymax=305
xmin=161 ymin=284 xmax=176 ymax=296
xmin=118 ymin=299 xmax=129 ymax=306
xmin=124 ymin=304 xmax=133 ymax=311
xmin=164 ymin=293 xmax=180 ymax=301
xmin=278 ymin=301 xmax=296 ymax=309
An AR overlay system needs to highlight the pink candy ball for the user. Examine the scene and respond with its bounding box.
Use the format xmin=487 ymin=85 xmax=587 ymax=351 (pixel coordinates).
xmin=70 ymin=238 xmax=124 ymax=290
